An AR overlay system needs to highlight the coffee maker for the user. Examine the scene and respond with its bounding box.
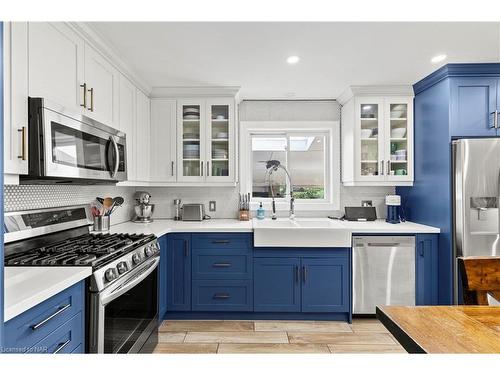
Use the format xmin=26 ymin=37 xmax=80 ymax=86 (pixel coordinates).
xmin=133 ymin=191 xmax=155 ymax=223
xmin=386 ymin=195 xmax=405 ymax=224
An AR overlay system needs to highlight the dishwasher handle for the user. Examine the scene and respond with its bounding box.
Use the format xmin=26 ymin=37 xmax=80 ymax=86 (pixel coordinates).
xmin=366 ymin=242 xmax=402 ymax=247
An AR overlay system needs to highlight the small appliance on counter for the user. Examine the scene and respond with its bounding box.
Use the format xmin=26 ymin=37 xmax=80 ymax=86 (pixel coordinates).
xmin=173 ymin=199 xmax=182 ymax=221
xmin=133 ymin=191 xmax=155 ymax=223
xmin=182 ymin=203 xmax=210 ymax=221
xmin=344 ymin=206 xmax=377 ymax=221
xmin=386 ymin=195 xmax=405 ymax=224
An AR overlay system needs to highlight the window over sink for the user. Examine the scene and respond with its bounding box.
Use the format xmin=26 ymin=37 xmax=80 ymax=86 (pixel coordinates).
xmin=240 ymin=121 xmax=340 ymax=211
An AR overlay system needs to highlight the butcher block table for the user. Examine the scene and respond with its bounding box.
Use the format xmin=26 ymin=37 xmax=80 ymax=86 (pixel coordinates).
xmin=376 ymin=305 xmax=500 ymax=353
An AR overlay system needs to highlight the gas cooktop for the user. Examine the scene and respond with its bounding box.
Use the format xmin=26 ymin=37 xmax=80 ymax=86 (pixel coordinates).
xmin=5 ymin=232 xmax=156 ymax=268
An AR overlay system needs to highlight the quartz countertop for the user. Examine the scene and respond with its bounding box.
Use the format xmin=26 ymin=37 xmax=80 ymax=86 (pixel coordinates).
xmin=105 ymin=218 xmax=440 ymax=237
xmin=4 ymin=267 xmax=92 ymax=322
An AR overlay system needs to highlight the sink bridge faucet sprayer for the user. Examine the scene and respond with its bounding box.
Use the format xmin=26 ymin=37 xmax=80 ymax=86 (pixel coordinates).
xmin=265 ymin=160 xmax=295 ymax=220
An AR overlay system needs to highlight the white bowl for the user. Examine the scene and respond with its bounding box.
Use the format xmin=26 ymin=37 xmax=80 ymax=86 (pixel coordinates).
xmin=391 ymin=128 xmax=406 ymax=138
xmin=361 ymin=129 xmax=373 ymax=139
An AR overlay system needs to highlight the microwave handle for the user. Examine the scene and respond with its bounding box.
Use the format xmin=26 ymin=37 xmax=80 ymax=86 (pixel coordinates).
xmin=109 ymin=136 xmax=120 ymax=178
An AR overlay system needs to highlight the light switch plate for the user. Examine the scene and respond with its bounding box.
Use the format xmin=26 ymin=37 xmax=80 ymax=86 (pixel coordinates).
xmin=209 ymin=201 xmax=216 ymax=212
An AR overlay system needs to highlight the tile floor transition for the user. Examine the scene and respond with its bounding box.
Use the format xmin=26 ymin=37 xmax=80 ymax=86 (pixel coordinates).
xmin=153 ymin=319 xmax=406 ymax=354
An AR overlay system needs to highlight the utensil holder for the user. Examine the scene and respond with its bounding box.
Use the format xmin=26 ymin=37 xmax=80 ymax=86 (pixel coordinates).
xmin=239 ymin=210 xmax=250 ymax=221
xmin=93 ymin=216 xmax=110 ymax=231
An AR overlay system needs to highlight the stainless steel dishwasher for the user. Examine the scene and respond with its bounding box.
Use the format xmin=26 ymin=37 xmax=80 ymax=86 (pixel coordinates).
xmin=353 ymin=236 xmax=415 ymax=314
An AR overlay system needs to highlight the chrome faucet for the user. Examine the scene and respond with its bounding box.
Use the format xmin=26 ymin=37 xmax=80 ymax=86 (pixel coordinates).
xmin=266 ymin=160 xmax=295 ymax=220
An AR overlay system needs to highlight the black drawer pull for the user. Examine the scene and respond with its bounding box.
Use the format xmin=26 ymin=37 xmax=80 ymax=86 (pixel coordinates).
xmin=53 ymin=339 xmax=71 ymax=354
xmin=212 ymin=262 xmax=232 ymax=268
xmin=213 ymin=293 xmax=231 ymax=299
xmin=31 ymin=304 xmax=71 ymax=331
xmin=212 ymin=240 xmax=230 ymax=244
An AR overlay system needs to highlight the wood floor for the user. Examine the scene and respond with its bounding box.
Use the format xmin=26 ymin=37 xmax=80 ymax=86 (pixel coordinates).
xmin=153 ymin=319 xmax=406 ymax=354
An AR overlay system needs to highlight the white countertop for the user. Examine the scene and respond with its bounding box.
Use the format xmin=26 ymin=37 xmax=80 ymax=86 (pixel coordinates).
xmin=106 ymin=218 xmax=440 ymax=237
xmin=4 ymin=267 xmax=92 ymax=322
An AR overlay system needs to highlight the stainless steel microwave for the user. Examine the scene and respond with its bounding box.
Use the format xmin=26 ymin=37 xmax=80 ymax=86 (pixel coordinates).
xmin=21 ymin=98 xmax=127 ymax=184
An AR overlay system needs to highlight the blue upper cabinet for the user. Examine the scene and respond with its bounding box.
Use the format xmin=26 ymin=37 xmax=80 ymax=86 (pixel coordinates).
xmin=254 ymin=257 xmax=301 ymax=312
xmin=301 ymin=257 xmax=350 ymax=313
xmin=166 ymin=234 xmax=192 ymax=311
xmin=158 ymin=235 xmax=168 ymax=319
xmin=450 ymin=77 xmax=499 ymax=137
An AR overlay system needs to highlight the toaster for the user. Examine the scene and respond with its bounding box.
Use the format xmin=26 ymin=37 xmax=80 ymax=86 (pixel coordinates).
xmin=182 ymin=204 xmax=206 ymax=221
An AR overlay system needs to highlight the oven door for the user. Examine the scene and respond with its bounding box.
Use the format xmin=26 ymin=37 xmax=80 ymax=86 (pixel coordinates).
xmin=43 ymin=107 xmax=127 ymax=182
xmin=89 ymin=257 xmax=159 ymax=353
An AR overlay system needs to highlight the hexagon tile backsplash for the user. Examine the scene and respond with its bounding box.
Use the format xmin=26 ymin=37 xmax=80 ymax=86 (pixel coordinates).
xmin=4 ymin=185 xmax=136 ymax=224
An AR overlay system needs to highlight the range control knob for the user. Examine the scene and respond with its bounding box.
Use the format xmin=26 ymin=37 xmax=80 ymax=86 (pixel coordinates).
xmin=104 ymin=268 xmax=118 ymax=282
xmin=117 ymin=261 xmax=128 ymax=274
xmin=144 ymin=246 xmax=155 ymax=258
xmin=132 ymin=252 xmax=143 ymax=265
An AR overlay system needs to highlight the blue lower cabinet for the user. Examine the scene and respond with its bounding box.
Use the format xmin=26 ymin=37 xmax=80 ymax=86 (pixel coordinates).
xmin=166 ymin=234 xmax=192 ymax=311
xmin=3 ymin=281 xmax=84 ymax=354
xmin=254 ymin=257 xmax=301 ymax=312
xmin=29 ymin=312 xmax=83 ymax=354
xmin=301 ymin=257 xmax=350 ymax=313
xmin=158 ymin=235 xmax=168 ymax=319
xmin=192 ymin=280 xmax=253 ymax=311
xmin=415 ymin=234 xmax=439 ymax=305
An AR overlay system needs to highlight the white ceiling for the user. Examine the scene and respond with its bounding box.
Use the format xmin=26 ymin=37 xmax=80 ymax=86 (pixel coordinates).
xmin=91 ymin=22 xmax=500 ymax=99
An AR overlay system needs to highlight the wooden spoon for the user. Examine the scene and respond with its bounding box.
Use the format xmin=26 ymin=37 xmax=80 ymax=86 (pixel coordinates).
xmin=103 ymin=197 xmax=114 ymax=215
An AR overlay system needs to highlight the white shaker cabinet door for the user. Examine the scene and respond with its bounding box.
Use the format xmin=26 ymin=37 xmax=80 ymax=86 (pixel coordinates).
xmin=84 ymin=43 xmax=119 ymax=128
xmin=150 ymin=99 xmax=177 ymax=182
xmin=118 ymin=74 xmax=137 ymax=181
xmin=28 ymin=22 xmax=85 ymax=114
xmin=4 ymin=22 xmax=29 ymax=178
xmin=135 ymin=90 xmax=151 ymax=182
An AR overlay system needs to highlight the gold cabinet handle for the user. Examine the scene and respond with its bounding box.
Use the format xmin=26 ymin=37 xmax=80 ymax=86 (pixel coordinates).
xmin=88 ymin=87 xmax=94 ymax=112
xmin=80 ymin=83 xmax=87 ymax=108
xmin=17 ymin=127 xmax=26 ymax=160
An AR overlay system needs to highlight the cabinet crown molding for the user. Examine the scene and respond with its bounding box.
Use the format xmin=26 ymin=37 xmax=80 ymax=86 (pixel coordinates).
xmin=150 ymin=86 xmax=241 ymax=98
xmin=337 ymin=85 xmax=414 ymax=105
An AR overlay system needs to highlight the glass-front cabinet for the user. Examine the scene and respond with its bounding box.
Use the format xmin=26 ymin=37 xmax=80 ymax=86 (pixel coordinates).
xmin=177 ymin=98 xmax=234 ymax=182
xmin=341 ymin=88 xmax=413 ymax=186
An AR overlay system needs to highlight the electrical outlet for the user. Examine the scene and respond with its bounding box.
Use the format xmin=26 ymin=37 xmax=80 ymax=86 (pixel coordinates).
xmin=209 ymin=201 xmax=216 ymax=212
xmin=361 ymin=200 xmax=373 ymax=207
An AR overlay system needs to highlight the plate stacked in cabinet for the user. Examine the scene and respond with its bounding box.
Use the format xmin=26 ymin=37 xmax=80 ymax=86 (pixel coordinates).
xmin=182 ymin=106 xmax=201 ymax=176
xmin=210 ymin=105 xmax=229 ymax=177
xmin=389 ymin=104 xmax=408 ymax=176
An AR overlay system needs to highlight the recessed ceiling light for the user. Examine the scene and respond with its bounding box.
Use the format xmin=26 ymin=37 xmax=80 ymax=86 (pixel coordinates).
xmin=286 ymin=55 xmax=300 ymax=65
xmin=431 ymin=54 xmax=447 ymax=64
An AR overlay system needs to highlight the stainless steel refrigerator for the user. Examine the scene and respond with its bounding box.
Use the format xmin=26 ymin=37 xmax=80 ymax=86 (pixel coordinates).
xmin=453 ymin=138 xmax=500 ymax=302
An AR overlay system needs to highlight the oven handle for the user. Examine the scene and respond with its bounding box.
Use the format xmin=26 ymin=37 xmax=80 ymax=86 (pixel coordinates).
xmin=109 ymin=136 xmax=120 ymax=179
xmin=99 ymin=256 xmax=159 ymax=306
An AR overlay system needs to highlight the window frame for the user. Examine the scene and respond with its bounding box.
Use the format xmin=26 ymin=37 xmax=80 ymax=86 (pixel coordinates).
xmin=240 ymin=121 xmax=341 ymax=211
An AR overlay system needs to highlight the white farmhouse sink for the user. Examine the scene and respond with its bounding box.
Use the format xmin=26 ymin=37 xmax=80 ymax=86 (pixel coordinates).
xmin=253 ymin=218 xmax=351 ymax=248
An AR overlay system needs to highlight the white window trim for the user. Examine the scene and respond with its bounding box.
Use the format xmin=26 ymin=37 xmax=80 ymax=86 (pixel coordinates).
xmin=239 ymin=121 xmax=341 ymax=211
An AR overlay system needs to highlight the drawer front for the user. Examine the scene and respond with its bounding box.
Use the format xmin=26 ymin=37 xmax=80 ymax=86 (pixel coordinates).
xmin=192 ymin=233 xmax=252 ymax=251
xmin=192 ymin=280 xmax=253 ymax=311
xmin=192 ymin=250 xmax=252 ymax=280
xmin=4 ymin=281 xmax=84 ymax=352
xmin=30 ymin=312 xmax=83 ymax=354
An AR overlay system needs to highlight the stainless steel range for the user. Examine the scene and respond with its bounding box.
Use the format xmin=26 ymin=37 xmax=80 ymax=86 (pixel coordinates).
xmin=4 ymin=205 xmax=159 ymax=354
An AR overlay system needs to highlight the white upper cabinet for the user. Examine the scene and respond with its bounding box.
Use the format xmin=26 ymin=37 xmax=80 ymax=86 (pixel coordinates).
xmin=176 ymin=97 xmax=236 ymax=183
xmin=150 ymin=99 xmax=177 ymax=182
xmin=3 ymin=22 xmax=29 ymax=181
xmin=340 ymin=86 xmax=414 ymax=186
xmin=118 ymin=74 xmax=137 ymax=181
xmin=84 ymin=44 xmax=119 ymax=128
xmin=135 ymin=90 xmax=151 ymax=182
xmin=28 ymin=22 xmax=85 ymax=114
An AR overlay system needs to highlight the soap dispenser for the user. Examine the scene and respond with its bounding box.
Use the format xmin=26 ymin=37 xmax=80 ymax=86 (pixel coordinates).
xmin=256 ymin=202 xmax=265 ymax=220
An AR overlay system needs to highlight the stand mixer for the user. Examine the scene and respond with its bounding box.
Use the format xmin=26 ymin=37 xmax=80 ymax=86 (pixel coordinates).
xmin=133 ymin=191 xmax=155 ymax=223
